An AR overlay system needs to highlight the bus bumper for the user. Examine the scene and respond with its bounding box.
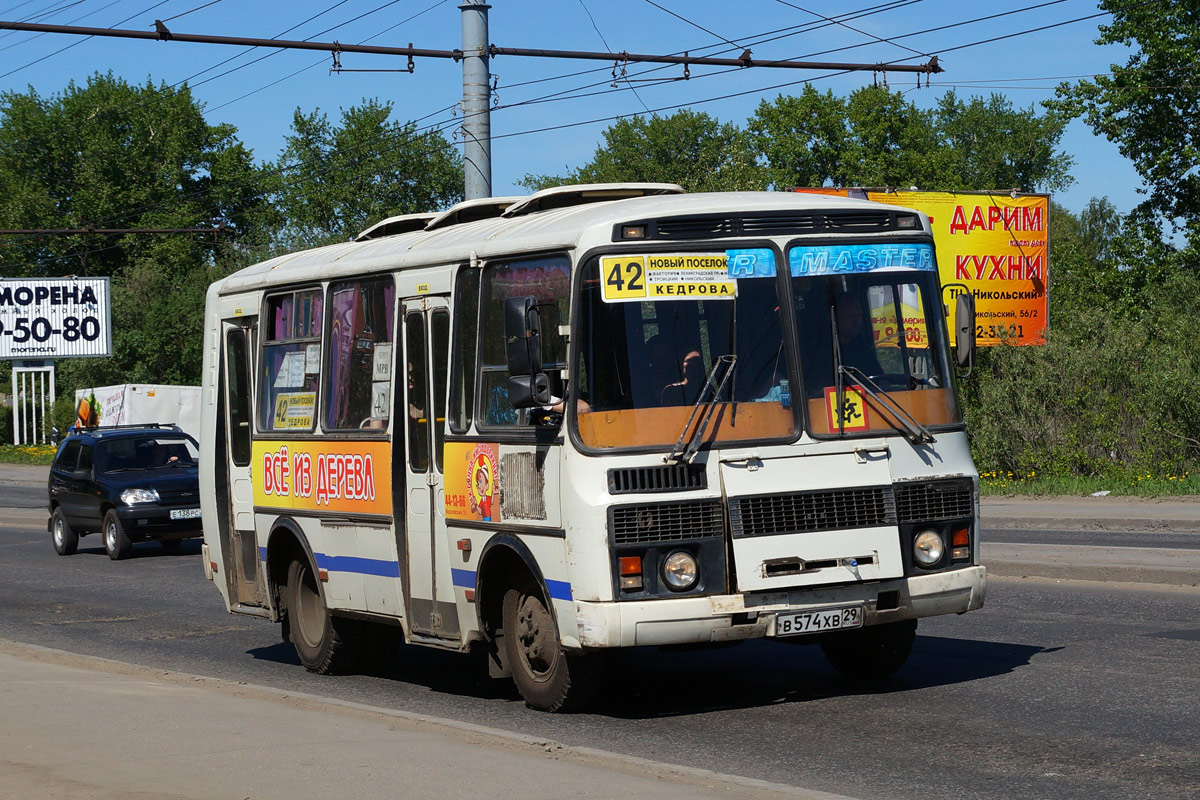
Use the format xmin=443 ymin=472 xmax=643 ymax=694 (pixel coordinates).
xmin=572 ymin=566 xmax=986 ymax=649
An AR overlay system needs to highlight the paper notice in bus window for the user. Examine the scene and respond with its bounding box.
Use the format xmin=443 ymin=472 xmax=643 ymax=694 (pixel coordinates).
xmin=824 ymin=385 xmax=870 ymax=432
xmin=274 ymin=351 xmax=306 ymax=388
xmin=274 ymin=392 xmax=316 ymax=429
xmin=600 ymin=254 xmax=737 ymax=303
xmin=372 ymin=344 xmax=392 ymax=382
xmin=370 ymin=381 xmax=390 ymax=419
xmin=305 ymin=343 xmax=321 ymax=374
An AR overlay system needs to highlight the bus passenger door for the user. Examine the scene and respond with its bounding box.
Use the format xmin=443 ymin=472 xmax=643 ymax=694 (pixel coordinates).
xmin=219 ymin=320 xmax=264 ymax=607
xmin=400 ymin=297 xmax=457 ymax=639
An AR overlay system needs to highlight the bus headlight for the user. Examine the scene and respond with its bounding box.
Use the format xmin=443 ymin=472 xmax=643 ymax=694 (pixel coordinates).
xmin=662 ymin=551 xmax=698 ymax=590
xmin=913 ymin=530 xmax=945 ymax=567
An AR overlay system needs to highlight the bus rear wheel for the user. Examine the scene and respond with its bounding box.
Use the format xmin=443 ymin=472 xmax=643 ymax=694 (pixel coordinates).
xmin=820 ymin=619 xmax=917 ymax=679
xmin=285 ymin=557 xmax=358 ymax=675
xmin=502 ymin=575 xmax=597 ymax=712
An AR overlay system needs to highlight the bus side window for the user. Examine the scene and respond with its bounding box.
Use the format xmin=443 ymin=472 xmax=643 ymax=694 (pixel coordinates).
xmin=323 ymin=277 xmax=395 ymax=431
xmin=448 ymin=268 xmax=480 ymax=433
xmin=259 ymin=289 xmax=322 ymax=432
xmin=478 ymin=255 xmax=571 ymax=428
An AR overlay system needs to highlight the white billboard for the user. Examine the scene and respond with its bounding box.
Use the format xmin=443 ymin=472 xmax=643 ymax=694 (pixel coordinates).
xmin=0 ymin=277 xmax=112 ymax=359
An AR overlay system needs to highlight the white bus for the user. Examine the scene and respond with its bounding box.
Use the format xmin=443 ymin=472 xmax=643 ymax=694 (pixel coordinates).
xmin=199 ymin=184 xmax=986 ymax=711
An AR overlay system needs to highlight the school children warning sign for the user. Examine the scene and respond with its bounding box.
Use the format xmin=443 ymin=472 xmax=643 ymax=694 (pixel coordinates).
xmin=796 ymin=189 xmax=1049 ymax=346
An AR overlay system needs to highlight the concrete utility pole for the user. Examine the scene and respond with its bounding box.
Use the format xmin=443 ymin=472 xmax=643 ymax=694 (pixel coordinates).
xmin=460 ymin=1 xmax=492 ymax=200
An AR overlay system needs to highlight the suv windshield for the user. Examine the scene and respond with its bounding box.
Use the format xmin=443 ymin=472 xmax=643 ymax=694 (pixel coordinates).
xmin=574 ymin=253 xmax=796 ymax=450
xmin=96 ymin=435 xmax=199 ymax=473
xmin=790 ymin=242 xmax=961 ymax=437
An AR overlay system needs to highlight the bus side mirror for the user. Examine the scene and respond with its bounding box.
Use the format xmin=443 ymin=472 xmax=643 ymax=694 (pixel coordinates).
xmin=504 ymin=296 xmax=551 ymax=408
xmin=954 ymin=291 xmax=976 ymax=373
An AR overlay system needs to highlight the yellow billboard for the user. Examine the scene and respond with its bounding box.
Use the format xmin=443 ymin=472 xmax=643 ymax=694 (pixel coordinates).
xmin=796 ymin=189 xmax=1048 ymax=346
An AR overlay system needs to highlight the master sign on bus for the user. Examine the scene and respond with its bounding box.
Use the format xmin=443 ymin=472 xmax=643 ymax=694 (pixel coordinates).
xmin=198 ymin=184 xmax=985 ymax=711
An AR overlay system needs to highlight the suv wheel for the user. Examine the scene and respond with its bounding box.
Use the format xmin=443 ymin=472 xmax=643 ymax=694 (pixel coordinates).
xmin=51 ymin=509 xmax=78 ymax=556
xmin=103 ymin=510 xmax=133 ymax=560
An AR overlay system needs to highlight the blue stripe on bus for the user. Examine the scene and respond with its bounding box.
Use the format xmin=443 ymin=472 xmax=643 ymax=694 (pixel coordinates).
xmin=257 ymin=548 xmax=570 ymax=599
xmin=313 ymin=553 xmax=401 ymax=578
xmin=452 ymin=568 xmax=570 ymax=601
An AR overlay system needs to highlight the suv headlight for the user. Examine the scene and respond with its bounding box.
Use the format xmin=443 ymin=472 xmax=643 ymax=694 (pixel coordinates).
xmin=120 ymin=487 xmax=161 ymax=504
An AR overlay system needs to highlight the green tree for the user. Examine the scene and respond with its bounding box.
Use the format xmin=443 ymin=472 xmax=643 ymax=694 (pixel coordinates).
xmin=748 ymin=85 xmax=849 ymax=188
xmin=0 ymin=73 xmax=274 ymax=390
xmin=750 ymin=85 xmax=1072 ymax=193
xmin=0 ymin=73 xmax=271 ymax=280
xmin=1053 ymin=1 xmax=1200 ymax=233
xmin=272 ymin=100 xmax=463 ymax=249
xmin=933 ymin=91 xmax=1074 ymax=193
xmin=521 ymin=110 xmax=765 ymax=192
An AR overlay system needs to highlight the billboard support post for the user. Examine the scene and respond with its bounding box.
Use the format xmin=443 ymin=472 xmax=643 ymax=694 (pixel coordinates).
xmin=12 ymin=360 xmax=55 ymax=446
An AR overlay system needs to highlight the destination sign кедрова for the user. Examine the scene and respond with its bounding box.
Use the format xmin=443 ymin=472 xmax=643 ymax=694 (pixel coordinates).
xmin=600 ymin=253 xmax=738 ymax=302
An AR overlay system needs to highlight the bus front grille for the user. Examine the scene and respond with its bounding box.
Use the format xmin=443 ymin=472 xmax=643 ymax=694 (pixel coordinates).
xmin=609 ymin=499 xmax=725 ymax=544
xmin=894 ymin=478 xmax=974 ymax=522
xmin=728 ymin=487 xmax=894 ymax=538
xmin=607 ymin=464 xmax=707 ymax=494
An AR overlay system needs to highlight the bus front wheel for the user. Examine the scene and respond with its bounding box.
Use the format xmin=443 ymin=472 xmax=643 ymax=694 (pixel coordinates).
xmin=502 ymin=575 xmax=597 ymax=712
xmin=285 ymin=557 xmax=358 ymax=674
xmin=819 ymin=619 xmax=917 ymax=679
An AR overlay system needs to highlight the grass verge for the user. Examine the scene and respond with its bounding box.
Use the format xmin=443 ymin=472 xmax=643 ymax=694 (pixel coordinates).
xmin=980 ymin=470 xmax=1199 ymax=497
xmin=0 ymin=444 xmax=56 ymax=466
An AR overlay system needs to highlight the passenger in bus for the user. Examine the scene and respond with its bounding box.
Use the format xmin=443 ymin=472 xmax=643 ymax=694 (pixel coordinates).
xmin=834 ymin=295 xmax=883 ymax=378
xmin=660 ymin=348 xmax=705 ymax=406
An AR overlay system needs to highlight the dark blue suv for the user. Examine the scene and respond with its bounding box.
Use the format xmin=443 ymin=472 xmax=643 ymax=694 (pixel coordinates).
xmin=48 ymin=425 xmax=202 ymax=560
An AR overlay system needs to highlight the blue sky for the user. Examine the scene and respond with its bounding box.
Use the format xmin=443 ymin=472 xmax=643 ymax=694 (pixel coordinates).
xmin=0 ymin=0 xmax=1139 ymax=215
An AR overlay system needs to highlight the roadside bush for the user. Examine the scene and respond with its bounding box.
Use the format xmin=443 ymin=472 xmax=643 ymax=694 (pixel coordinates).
xmin=52 ymin=391 xmax=77 ymax=436
xmin=0 ymin=403 xmax=11 ymax=445
xmin=963 ymin=270 xmax=1200 ymax=478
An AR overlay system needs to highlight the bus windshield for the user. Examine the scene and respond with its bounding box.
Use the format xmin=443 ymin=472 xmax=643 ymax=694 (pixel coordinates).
xmin=574 ymin=254 xmax=796 ymax=450
xmin=791 ymin=255 xmax=962 ymax=437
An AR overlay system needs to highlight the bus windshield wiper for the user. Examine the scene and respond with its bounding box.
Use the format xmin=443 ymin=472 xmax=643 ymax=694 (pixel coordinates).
xmin=839 ymin=365 xmax=935 ymax=445
xmin=666 ymin=354 xmax=737 ymax=464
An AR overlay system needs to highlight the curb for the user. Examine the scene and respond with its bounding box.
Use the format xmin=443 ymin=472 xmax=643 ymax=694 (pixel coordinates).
xmin=985 ymin=559 xmax=1200 ymax=587
xmin=984 ymin=542 xmax=1200 ymax=587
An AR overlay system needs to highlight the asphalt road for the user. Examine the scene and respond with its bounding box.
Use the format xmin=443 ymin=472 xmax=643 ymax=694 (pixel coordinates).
xmin=1 ymin=498 xmax=1197 ymax=800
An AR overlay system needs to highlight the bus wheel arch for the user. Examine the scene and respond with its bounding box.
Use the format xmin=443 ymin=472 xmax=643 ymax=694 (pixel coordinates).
xmin=475 ymin=535 xmax=597 ymax=712
xmin=265 ymin=518 xmax=360 ymax=674
xmin=475 ymin=535 xmax=548 ymax=653
xmin=265 ymin=517 xmax=316 ymax=625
